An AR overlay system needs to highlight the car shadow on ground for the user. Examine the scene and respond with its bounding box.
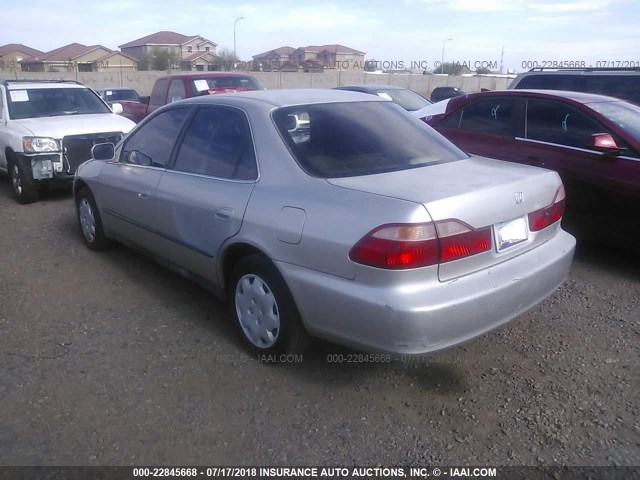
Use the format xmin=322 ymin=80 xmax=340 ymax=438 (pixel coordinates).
xmin=563 ymin=213 xmax=640 ymax=277
xmin=0 ymin=174 xmax=73 ymax=203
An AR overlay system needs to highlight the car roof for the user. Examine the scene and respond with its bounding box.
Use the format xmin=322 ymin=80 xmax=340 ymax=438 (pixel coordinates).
xmin=517 ymin=69 xmax=640 ymax=77
xmin=157 ymin=72 xmax=257 ymax=81
xmin=336 ymin=84 xmax=407 ymax=91
xmin=97 ymin=87 xmax=137 ymax=91
xmin=179 ymin=88 xmax=391 ymax=108
xmin=4 ymin=81 xmax=86 ymax=90
xmin=461 ymin=89 xmax=624 ymax=104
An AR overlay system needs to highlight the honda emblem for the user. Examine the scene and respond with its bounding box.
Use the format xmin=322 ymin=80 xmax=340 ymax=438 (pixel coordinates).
xmin=515 ymin=192 xmax=524 ymax=204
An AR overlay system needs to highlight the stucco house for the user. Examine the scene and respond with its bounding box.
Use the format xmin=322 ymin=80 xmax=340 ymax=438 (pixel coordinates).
xmin=19 ymin=43 xmax=113 ymax=72
xmin=0 ymin=44 xmax=44 ymax=71
xmin=119 ymin=31 xmax=218 ymax=70
xmin=253 ymin=44 xmax=365 ymax=71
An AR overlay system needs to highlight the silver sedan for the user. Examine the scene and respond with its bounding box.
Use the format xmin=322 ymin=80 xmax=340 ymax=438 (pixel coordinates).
xmin=74 ymin=89 xmax=576 ymax=355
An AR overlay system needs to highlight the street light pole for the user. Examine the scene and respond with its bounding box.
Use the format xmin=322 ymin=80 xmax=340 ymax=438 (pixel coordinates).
xmin=233 ymin=16 xmax=244 ymax=67
xmin=441 ymin=38 xmax=452 ymax=74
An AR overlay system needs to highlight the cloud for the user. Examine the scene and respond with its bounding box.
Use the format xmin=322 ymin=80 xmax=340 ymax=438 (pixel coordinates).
xmin=527 ymin=1 xmax=610 ymax=12
xmin=409 ymin=0 xmax=615 ymax=13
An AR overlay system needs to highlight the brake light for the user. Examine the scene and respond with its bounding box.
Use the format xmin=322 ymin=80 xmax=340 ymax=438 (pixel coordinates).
xmin=349 ymin=220 xmax=491 ymax=269
xmin=349 ymin=223 xmax=439 ymax=269
xmin=437 ymin=221 xmax=492 ymax=262
xmin=528 ymin=185 xmax=566 ymax=232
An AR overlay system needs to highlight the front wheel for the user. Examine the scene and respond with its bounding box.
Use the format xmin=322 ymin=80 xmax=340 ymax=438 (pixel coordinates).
xmin=229 ymin=254 xmax=311 ymax=356
xmin=76 ymin=187 xmax=113 ymax=251
xmin=8 ymin=158 xmax=39 ymax=204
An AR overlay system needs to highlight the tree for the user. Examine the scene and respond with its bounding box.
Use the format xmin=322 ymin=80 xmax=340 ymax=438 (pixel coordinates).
xmin=216 ymin=47 xmax=239 ymax=71
xmin=364 ymin=59 xmax=379 ymax=72
xmin=476 ymin=67 xmax=493 ymax=74
xmin=438 ymin=62 xmax=464 ymax=75
xmin=144 ymin=47 xmax=179 ymax=71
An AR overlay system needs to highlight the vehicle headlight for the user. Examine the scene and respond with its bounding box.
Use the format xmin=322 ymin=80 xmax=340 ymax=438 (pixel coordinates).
xmin=22 ymin=137 xmax=60 ymax=153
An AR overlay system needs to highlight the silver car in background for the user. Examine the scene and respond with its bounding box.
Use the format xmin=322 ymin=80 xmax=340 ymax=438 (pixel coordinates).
xmin=74 ymin=89 xmax=575 ymax=356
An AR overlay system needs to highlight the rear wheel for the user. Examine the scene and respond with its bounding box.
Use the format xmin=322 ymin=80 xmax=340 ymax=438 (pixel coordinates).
xmin=76 ymin=187 xmax=113 ymax=251
xmin=8 ymin=157 xmax=39 ymax=204
xmin=229 ymin=254 xmax=311 ymax=356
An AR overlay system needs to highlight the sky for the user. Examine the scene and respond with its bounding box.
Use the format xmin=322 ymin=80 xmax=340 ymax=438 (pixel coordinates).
xmin=2 ymin=0 xmax=639 ymax=72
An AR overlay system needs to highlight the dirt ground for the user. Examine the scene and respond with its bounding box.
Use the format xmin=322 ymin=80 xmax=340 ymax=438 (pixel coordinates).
xmin=0 ymin=181 xmax=638 ymax=467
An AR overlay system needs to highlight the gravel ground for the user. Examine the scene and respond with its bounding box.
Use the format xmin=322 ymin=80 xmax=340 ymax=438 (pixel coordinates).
xmin=0 ymin=181 xmax=638 ymax=467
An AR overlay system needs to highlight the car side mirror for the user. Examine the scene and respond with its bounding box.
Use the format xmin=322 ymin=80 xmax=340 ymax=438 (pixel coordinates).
xmin=91 ymin=143 xmax=115 ymax=161
xmin=111 ymin=102 xmax=124 ymax=115
xmin=588 ymin=133 xmax=625 ymax=156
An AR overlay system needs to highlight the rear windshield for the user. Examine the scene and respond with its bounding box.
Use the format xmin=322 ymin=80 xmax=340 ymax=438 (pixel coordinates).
xmin=190 ymin=76 xmax=263 ymax=94
xmin=273 ymin=102 xmax=466 ymax=178
xmin=8 ymin=87 xmax=111 ymax=119
xmin=101 ymin=89 xmax=139 ymax=101
xmin=515 ymin=74 xmax=640 ymax=105
xmin=374 ymin=88 xmax=432 ymax=111
xmin=589 ymin=100 xmax=640 ymax=139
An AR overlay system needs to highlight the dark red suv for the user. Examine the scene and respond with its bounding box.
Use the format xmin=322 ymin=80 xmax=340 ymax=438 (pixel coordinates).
xmin=417 ymin=90 xmax=640 ymax=221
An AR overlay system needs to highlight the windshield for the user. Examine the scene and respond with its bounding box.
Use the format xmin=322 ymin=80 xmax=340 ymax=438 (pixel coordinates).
xmin=190 ymin=76 xmax=263 ymax=94
xmin=273 ymin=101 xmax=466 ymax=178
xmin=8 ymin=87 xmax=112 ymax=119
xmin=101 ymin=89 xmax=139 ymax=101
xmin=375 ymin=88 xmax=432 ymax=111
xmin=589 ymin=100 xmax=640 ymax=139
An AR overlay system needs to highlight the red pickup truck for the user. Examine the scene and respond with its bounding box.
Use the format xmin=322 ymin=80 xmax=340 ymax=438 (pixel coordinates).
xmin=120 ymin=72 xmax=265 ymax=123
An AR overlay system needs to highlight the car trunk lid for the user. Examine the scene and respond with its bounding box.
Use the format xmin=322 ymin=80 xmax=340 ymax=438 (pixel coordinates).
xmin=328 ymin=156 xmax=564 ymax=281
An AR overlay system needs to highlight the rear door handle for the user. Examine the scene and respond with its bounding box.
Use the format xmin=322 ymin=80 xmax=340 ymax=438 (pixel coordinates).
xmin=137 ymin=192 xmax=149 ymax=199
xmin=214 ymin=207 xmax=234 ymax=221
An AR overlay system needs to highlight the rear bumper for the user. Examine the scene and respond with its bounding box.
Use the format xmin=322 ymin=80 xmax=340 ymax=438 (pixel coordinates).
xmin=277 ymin=230 xmax=576 ymax=355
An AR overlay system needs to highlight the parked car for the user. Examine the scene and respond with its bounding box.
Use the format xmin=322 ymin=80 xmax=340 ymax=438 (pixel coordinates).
xmin=119 ymin=72 xmax=265 ymax=123
xmin=509 ymin=67 xmax=640 ymax=105
xmin=95 ymin=87 xmax=144 ymax=105
xmin=413 ymin=89 xmax=640 ymax=240
xmin=75 ymin=89 xmax=575 ymax=356
xmin=430 ymin=86 xmax=466 ymax=103
xmin=0 ymin=79 xmax=135 ymax=204
xmin=334 ymin=84 xmax=432 ymax=111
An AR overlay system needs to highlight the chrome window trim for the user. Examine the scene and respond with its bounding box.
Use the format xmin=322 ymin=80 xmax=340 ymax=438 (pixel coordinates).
xmin=515 ymin=137 xmax=640 ymax=162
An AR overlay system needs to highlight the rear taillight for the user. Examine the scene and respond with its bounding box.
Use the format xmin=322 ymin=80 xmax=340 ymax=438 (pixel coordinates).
xmin=349 ymin=223 xmax=439 ymax=269
xmin=437 ymin=221 xmax=492 ymax=262
xmin=528 ymin=185 xmax=566 ymax=232
xmin=349 ymin=220 xmax=491 ymax=270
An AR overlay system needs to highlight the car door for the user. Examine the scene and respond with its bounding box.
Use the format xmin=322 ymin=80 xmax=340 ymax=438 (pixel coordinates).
xmin=97 ymin=107 xmax=190 ymax=251
xmin=515 ymin=98 xmax=624 ymax=194
xmin=0 ymin=86 xmax=7 ymax=171
xmin=153 ymin=105 xmax=258 ymax=285
xmin=435 ymin=96 xmax=524 ymax=159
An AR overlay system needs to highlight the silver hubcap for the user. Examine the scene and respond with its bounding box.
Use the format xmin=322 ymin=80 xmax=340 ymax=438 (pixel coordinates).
xmin=79 ymin=198 xmax=96 ymax=242
xmin=11 ymin=164 xmax=22 ymax=195
xmin=235 ymin=274 xmax=280 ymax=348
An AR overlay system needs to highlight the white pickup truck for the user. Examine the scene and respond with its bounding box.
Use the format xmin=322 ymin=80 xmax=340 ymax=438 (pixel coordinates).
xmin=0 ymin=80 xmax=135 ymax=204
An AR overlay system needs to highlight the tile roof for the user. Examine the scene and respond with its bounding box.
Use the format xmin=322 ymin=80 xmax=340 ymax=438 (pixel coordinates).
xmin=119 ymin=31 xmax=214 ymax=48
xmin=0 ymin=43 xmax=44 ymax=58
xmin=253 ymin=46 xmax=295 ymax=59
xmin=22 ymin=43 xmax=112 ymax=62
xmin=94 ymin=51 xmax=139 ymax=63
xmin=181 ymin=52 xmax=217 ymax=62
xmin=309 ymin=44 xmax=366 ymax=55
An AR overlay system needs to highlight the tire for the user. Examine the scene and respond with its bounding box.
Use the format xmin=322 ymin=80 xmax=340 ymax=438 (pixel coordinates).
xmin=229 ymin=254 xmax=311 ymax=356
xmin=8 ymin=156 xmax=39 ymax=204
xmin=76 ymin=187 xmax=113 ymax=251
